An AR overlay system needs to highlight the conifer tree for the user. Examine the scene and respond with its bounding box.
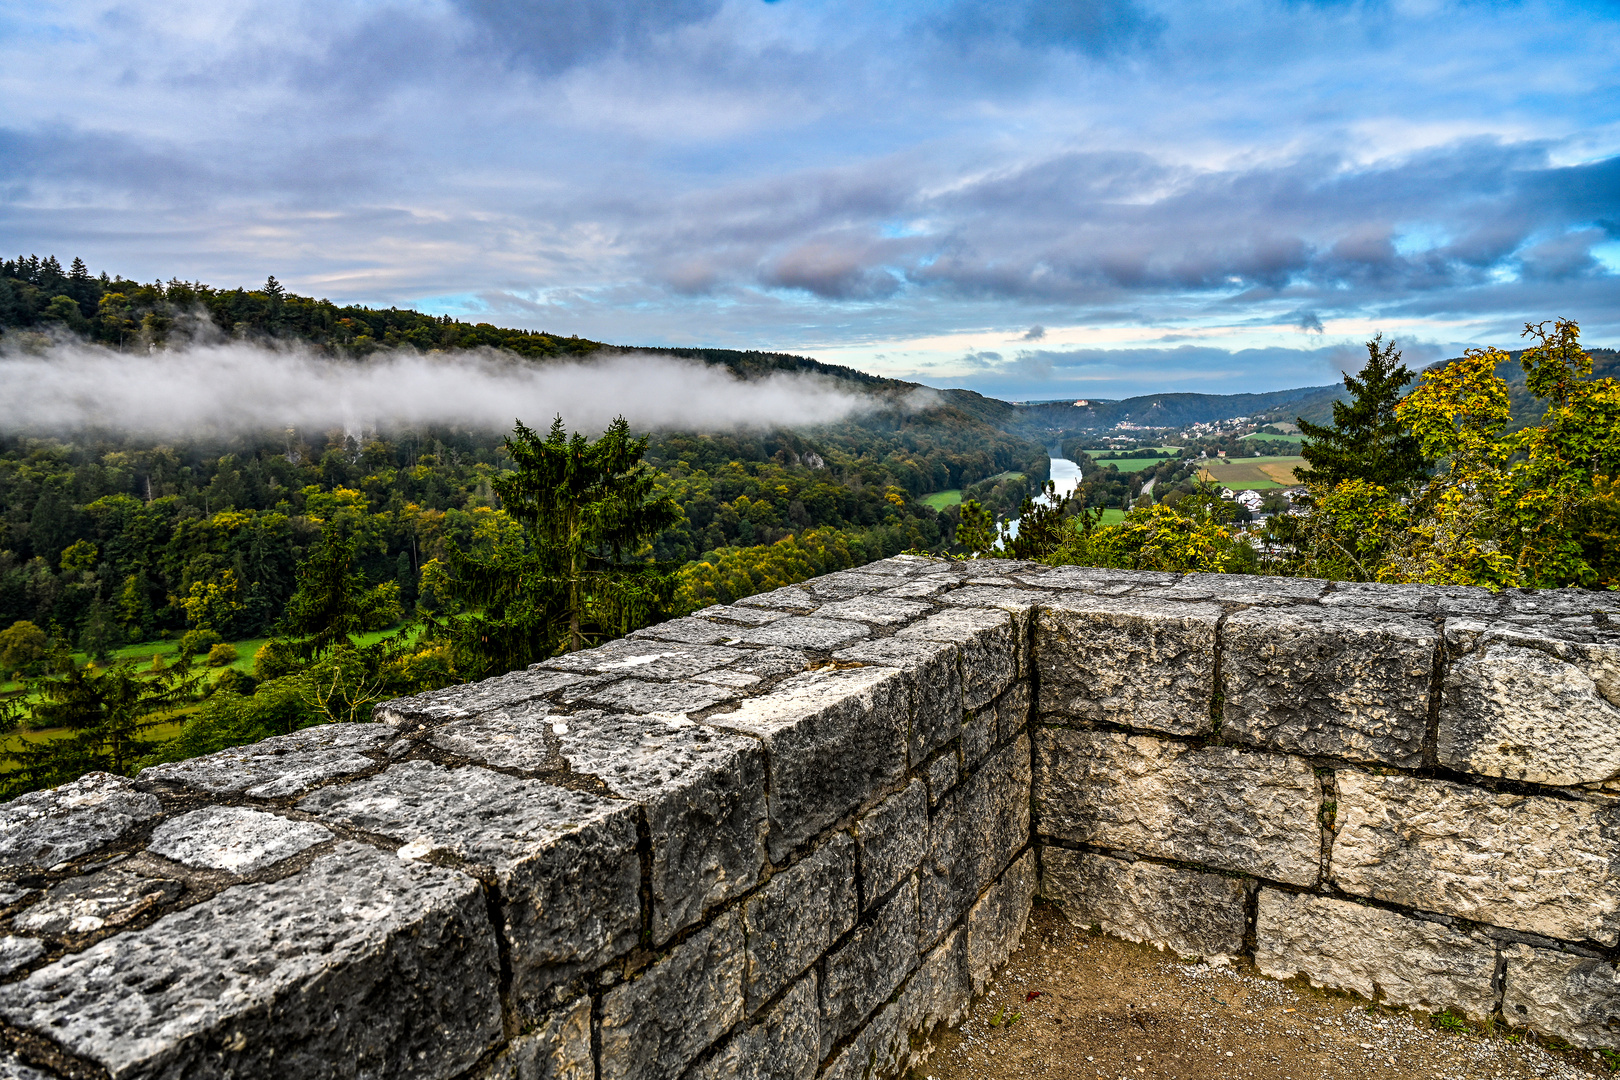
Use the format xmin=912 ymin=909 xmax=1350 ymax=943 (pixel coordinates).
xmin=1296 ymin=334 xmax=1428 ymax=492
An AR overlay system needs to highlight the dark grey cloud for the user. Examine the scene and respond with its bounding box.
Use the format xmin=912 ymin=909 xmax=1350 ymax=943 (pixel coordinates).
xmin=930 ymin=0 xmax=1164 ymax=58
xmin=453 ymin=0 xmax=724 ymax=73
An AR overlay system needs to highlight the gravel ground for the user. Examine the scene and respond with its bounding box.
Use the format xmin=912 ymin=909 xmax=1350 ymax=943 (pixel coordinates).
xmin=912 ymin=904 xmax=1614 ymax=1080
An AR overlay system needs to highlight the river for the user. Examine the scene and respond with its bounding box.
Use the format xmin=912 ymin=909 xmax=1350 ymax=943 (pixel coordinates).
xmin=1001 ymin=455 xmax=1082 ymax=542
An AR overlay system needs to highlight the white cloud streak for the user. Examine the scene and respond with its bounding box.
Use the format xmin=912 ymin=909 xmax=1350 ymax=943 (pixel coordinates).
xmin=0 ymin=343 xmax=876 ymax=435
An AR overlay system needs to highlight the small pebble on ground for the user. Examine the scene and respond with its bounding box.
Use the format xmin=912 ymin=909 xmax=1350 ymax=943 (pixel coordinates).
xmin=912 ymin=904 xmax=1614 ymax=1080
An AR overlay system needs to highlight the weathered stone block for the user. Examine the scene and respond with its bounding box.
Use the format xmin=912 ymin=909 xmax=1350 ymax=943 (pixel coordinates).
xmin=813 ymin=596 xmax=933 ymax=626
xmin=855 ymin=780 xmax=927 ymax=911
xmin=1037 ymin=594 xmax=1220 ymax=736
xmin=630 ymin=616 xmax=741 ymax=645
xmin=572 ymin=677 xmax=741 ymax=716
xmin=540 ymin=640 xmax=748 ymax=679
xmin=688 ymin=604 xmax=791 ymax=626
xmin=1035 ymin=729 xmax=1320 ymax=885
xmin=1221 ymin=605 xmax=1436 ymax=767
xmin=919 ymin=735 xmax=1031 ymax=948
xmin=0 ymin=1050 xmax=52 ymax=1080
xmin=599 ymin=910 xmax=745 ymax=1080
xmin=298 ymin=761 xmax=642 ymax=1002
xmin=821 ymin=874 xmax=919 ymax=1056
xmin=727 ymin=616 xmax=871 ymax=650
xmin=0 ymin=773 xmax=161 ymax=872
xmin=0 ymin=842 xmax=501 ymax=1079
xmin=1330 ymin=770 xmax=1620 ymax=944
xmin=732 ymin=585 xmax=817 ymax=611
xmin=137 ymin=723 xmax=393 ymax=799
xmin=146 ymin=806 xmax=332 ymax=875
xmin=0 ymin=937 xmax=42 ymax=977
xmin=1438 ymin=623 xmax=1620 ymax=785
xmin=897 ymin=607 xmax=1018 ymax=710
xmin=834 ymin=635 xmax=964 ymax=763
xmin=478 ymin=996 xmax=593 ymax=1080
xmin=1040 ymin=848 xmax=1247 ymax=961
xmin=819 ymin=928 xmax=968 ymax=1080
xmin=925 ymin=749 xmax=960 ymax=806
xmin=1502 ymin=944 xmax=1620 ymax=1049
xmin=436 ymin=709 xmax=768 ymax=943
xmin=966 ymin=849 xmax=1035 ymax=995
xmin=990 ymin=679 xmax=1031 ymax=741
xmin=1015 ymin=565 xmax=1178 ymax=592
xmin=1161 ymin=572 xmax=1331 ymax=605
xmin=1254 ymin=889 xmax=1497 ymax=1020
xmin=960 ymin=702 xmax=995 ymax=765
xmin=742 ymin=832 xmax=857 ymax=1013
xmin=14 ymin=866 xmax=180 ymax=937
xmin=683 ymin=973 xmax=819 ymax=1080
xmin=375 ymin=670 xmax=585 ymax=727
xmin=1321 ymin=581 xmax=1499 ymax=615
xmin=712 ymin=666 xmax=908 ymax=861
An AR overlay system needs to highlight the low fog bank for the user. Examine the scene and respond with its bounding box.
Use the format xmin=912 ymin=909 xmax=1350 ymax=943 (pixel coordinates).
xmin=0 ymin=342 xmax=881 ymax=436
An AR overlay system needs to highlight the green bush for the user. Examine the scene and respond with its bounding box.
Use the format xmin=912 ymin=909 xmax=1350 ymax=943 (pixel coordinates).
xmin=179 ymin=628 xmax=222 ymax=657
xmin=205 ymin=642 xmax=239 ymax=667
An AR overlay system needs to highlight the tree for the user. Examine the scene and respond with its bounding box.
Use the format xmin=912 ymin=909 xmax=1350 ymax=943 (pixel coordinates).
xmin=0 ymin=620 xmax=48 ymax=678
xmin=277 ymin=529 xmax=402 ymax=660
xmin=427 ymin=417 xmax=680 ymax=675
xmin=1296 ymin=334 xmax=1428 ymax=492
xmin=4 ymin=651 xmax=203 ymax=794
xmin=1047 ymin=483 xmax=1251 ymax=573
xmin=1001 ymin=480 xmax=1074 ymax=561
xmin=954 ymin=500 xmax=997 ymax=556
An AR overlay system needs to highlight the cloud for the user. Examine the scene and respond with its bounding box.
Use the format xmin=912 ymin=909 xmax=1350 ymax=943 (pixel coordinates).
xmin=1022 ymin=325 xmax=1046 ymax=340
xmin=1294 ymin=311 xmax=1325 ymax=333
xmin=0 ymin=343 xmax=875 ymax=435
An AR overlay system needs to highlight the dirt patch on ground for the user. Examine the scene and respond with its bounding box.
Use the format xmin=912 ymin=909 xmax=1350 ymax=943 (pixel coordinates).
xmin=912 ymin=904 xmax=1614 ymax=1080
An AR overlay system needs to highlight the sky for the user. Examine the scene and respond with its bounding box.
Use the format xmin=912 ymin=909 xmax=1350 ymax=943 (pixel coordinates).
xmin=2 ymin=0 xmax=1617 ymax=401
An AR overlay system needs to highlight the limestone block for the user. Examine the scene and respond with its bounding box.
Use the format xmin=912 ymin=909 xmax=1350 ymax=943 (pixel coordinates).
xmin=742 ymin=833 xmax=857 ymax=1013
xmin=813 ymin=596 xmax=934 ymax=626
xmin=1016 ymin=565 xmax=1178 ymax=592
xmin=820 ymin=874 xmax=920 ymax=1056
xmin=898 ymin=607 xmax=1018 ymax=710
xmin=1035 ymin=729 xmax=1320 ymax=885
xmin=1503 ymin=589 xmax=1620 ymax=619
xmin=818 ymin=929 xmax=968 ymax=1080
xmin=137 ymin=722 xmax=393 ymax=799
xmin=1254 ymin=889 xmax=1497 ymax=1020
xmin=726 ymin=616 xmax=871 ymax=650
xmin=0 ymin=842 xmax=501 ymax=1080
xmin=0 ymin=1051 xmax=51 ymax=1080
xmin=712 ymin=666 xmax=908 ymax=861
xmin=146 ymin=806 xmax=332 ymax=875
xmin=881 ymin=577 xmax=953 ymax=599
xmin=1502 ymin=944 xmax=1620 ymax=1049
xmin=682 ymin=973 xmax=819 ymax=1080
xmin=688 ymin=604 xmax=791 ymax=626
xmin=1221 ymin=605 xmax=1436 ymax=768
xmin=630 ymin=616 xmax=742 ymax=645
xmin=1330 ymin=770 xmax=1620 ymax=944
xmin=925 ymin=750 xmax=961 ymax=806
xmin=572 ymin=677 xmax=741 ymax=716
xmin=375 ymin=669 xmax=585 ymax=726
xmin=966 ymin=849 xmax=1035 ymax=995
xmin=802 ymin=571 xmax=906 ymax=599
xmin=991 ymin=680 xmax=1032 ymax=741
xmin=855 ymin=780 xmax=927 ymax=911
xmin=1321 ymin=581 xmax=1500 ymax=615
xmin=436 ymin=707 xmax=769 ymax=943
xmin=298 ymin=761 xmax=642 ymax=1003
xmin=1160 ymin=572 xmax=1331 ymax=605
xmin=1037 ymin=594 xmax=1220 ymax=736
xmin=0 ymin=773 xmax=161 ymax=871
xmin=1438 ymin=623 xmax=1620 ymax=784
xmin=599 ymin=910 xmax=745 ymax=1080
xmin=478 ymin=996 xmax=593 ymax=1080
xmin=834 ymin=635 xmax=964 ymax=763
xmin=919 ymin=735 xmax=1031 ymax=948
xmin=0 ymin=938 xmax=42 ymax=977
xmin=1040 ymin=849 xmax=1247 ymax=961
xmin=961 ymin=702 xmax=995 ymax=765
xmin=540 ymin=640 xmax=749 ymax=679
xmin=936 ymin=585 xmax=1043 ymax=616
xmin=732 ymin=586 xmax=818 ymax=611
xmin=13 ymin=865 xmax=180 ymax=937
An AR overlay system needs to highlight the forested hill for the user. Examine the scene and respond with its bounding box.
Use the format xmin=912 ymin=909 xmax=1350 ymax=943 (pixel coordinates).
xmin=1011 ymin=384 xmax=1345 ymax=433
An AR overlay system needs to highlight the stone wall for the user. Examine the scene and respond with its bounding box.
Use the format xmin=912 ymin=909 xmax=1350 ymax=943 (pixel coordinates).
xmin=0 ymin=557 xmax=1613 ymax=1078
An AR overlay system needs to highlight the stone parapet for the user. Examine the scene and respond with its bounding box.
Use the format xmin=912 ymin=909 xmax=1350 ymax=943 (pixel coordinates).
xmin=0 ymin=558 xmax=1614 ymax=1075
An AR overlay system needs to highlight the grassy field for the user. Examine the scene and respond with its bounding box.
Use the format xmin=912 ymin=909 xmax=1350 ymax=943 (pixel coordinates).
xmin=921 ymin=489 xmax=963 ymax=510
xmin=1241 ymin=432 xmax=1304 ymax=446
xmin=1195 ymin=455 xmax=1305 ymax=490
xmin=1091 ymin=456 xmax=1173 ymax=474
